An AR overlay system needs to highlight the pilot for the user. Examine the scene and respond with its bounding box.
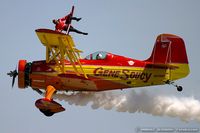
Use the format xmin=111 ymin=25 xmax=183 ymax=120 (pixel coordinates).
xmin=96 ymin=53 xmax=103 ymax=60
xmin=52 ymin=12 xmax=88 ymax=35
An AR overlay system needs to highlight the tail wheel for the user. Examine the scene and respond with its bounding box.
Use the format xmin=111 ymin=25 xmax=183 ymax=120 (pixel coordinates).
xmin=177 ymin=86 xmax=183 ymax=92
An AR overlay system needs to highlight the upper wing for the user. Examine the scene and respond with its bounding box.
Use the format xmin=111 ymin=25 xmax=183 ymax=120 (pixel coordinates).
xmin=35 ymin=28 xmax=87 ymax=78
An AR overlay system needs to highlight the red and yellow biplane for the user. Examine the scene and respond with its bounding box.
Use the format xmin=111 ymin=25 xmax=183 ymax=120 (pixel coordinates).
xmin=8 ymin=7 xmax=190 ymax=116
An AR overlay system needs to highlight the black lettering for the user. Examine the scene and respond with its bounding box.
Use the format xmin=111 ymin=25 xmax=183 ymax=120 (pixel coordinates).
xmin=121 ymin=69 xmax=129 ymax=80
xmin=140 ymin=73 xmax=145 ymax=80
xmin=114 ymin=71 xmax=120 ymax=78
xmin=103 ymin=70 xmax=109 ymax=76
xmin=108 ymin=70 xmax=116 ymax=77
xmin=134 ymin=72 xmax=141 ymax=79
xmin=94 ymin=67 xmax=103 ymax=76
xmin=130 ymin=72 xmax=136 ymax=79
xmin=144 ymin=73 xmax=152 ymax=82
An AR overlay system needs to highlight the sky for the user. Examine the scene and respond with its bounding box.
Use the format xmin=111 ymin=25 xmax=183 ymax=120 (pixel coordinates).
xmin=1 ymin=0 xmax=200 ymax=133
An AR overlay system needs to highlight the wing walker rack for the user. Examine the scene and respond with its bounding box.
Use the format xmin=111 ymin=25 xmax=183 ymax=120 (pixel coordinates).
xmin=35 ymin=29 xmax=87 ymax=78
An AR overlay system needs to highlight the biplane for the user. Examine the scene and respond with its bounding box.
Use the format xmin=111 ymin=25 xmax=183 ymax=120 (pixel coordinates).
xmin=7 ymin=6 xmax=190 ymax=116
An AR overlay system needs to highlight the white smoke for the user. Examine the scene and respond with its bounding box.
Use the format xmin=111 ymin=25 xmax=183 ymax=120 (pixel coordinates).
xmin=53 ymin=90 xmax=200 ymax=122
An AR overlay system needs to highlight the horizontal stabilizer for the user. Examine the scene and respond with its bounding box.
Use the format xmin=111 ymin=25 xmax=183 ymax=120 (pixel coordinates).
xmin=146 ymin=63 xmax=179 ymax=69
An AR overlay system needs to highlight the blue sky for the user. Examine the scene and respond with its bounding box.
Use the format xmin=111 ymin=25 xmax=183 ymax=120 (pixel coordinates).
xmin=1 ymin=0 xmax=200 ymax=133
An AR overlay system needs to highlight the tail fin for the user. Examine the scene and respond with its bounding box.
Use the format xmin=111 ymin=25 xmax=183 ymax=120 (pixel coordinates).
xmin=146 ymin=34 xmax=190 ymax=80
xmin=146 ymin=34 xmax=188 ymax=64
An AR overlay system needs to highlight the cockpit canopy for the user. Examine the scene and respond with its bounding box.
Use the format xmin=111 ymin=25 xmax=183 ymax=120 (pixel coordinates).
xmin=85 ymin=51 xmax=110 ymax=60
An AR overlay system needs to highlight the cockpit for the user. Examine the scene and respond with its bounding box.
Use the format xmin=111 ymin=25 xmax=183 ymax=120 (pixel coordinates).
xmin=85 ymin=51 xmax=111 ymax=60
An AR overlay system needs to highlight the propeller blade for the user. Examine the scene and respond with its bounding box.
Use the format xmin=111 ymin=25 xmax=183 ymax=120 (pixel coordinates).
xmin=7 ymin=69 xmax=18 ymax=88
xmin=12 ymin=76 xmax=15 ymax=88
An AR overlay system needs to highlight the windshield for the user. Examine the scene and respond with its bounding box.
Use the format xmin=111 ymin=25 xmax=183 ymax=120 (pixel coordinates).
xmin=85 ymin=51 xmax=108 ymax=60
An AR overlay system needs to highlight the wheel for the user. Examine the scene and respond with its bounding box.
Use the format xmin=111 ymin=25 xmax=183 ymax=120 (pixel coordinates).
xmin=177 ymin=86 xmax=183 ymax=92
xmin=39 ymin=109 xmax=54 ymax=117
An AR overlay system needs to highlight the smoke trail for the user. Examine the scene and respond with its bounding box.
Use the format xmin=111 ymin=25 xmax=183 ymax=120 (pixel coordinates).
xmin=53 ymin=90 xmax=200 ymax=122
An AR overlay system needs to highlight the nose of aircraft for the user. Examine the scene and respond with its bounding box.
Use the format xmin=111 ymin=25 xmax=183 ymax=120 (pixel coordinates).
xmin=18 ymin=60 xmax=27 ymax=88
xmin=7 ymin=60 xmax=27 ymax=88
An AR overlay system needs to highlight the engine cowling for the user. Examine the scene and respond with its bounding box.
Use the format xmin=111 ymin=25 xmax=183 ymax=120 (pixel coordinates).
xmin=18 ymin=60 xmax=31 ymax=88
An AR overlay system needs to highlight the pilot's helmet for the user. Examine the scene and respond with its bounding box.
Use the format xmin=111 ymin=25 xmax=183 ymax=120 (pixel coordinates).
xmin=96 ymin=53 xmax=103 ymax=60
xmin=53 ymin=19 xmax=58 ymax=24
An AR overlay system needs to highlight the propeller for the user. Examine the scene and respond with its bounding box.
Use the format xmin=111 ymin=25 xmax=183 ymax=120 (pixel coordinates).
xmin=7 ymin=69 xmax=18 ymax=88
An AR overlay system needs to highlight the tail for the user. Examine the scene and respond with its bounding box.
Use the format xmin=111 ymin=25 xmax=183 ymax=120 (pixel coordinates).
xmin=146 ymin=34 xmax=190 ymax=80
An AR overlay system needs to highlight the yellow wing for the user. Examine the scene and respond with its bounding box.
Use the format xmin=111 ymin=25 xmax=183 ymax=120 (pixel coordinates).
xmin=35 ymin=29 xmax=87 ymax=78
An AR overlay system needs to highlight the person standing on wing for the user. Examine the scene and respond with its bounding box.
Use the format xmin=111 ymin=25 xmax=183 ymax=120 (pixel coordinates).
xmin=52 ymin=11 xmax=88 ymax=35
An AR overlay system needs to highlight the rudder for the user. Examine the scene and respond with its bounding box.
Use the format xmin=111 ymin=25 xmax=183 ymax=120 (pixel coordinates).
xmin=146 ymin=34 xmax=188 ymax=64
xmin=146 ymin=34 xmax=190 ymax=80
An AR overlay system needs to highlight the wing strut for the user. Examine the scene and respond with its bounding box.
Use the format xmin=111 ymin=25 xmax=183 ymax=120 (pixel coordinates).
xmin=35 ymin=29 xmax=88 ymax=78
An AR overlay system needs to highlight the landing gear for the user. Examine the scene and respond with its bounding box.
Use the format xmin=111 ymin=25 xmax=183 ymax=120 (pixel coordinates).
xmin=35 ymin=85 xmax=65 ymax=116
xmin=32 ymin=88 xmax=44 ymax=96
xmin=177 ymin=86 xmax=183 ymax=92
xmin=35 ymin=98 xmax=65 ymax=117
xmin=165 ymin=80 xmax=183 ymax=92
